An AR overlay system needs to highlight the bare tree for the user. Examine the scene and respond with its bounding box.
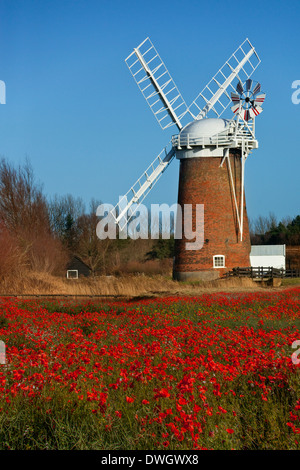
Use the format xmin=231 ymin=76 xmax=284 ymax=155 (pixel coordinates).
xmin=48 ymin=194 xmax=85 ymax=252
xmin=76 ymin=199 xmax=112 ymax=274
xmin=252 ymin=212 xmax=278 ymax=236
xmin=0 ymin=222 xmax=23 ymax=279
xmin=0 ymin=158 xmax=49 ymax=236
xmin=0 ymin=158 xmax=67 ymax=274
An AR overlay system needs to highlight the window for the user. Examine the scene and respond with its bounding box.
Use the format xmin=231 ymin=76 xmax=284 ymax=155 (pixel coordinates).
xmin=213 ymin=255 xmax=225 ymax=268
xmin=67 ymin=270 xmax=78 ymax=279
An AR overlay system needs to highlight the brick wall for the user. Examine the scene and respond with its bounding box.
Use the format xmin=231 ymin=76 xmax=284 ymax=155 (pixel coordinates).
xmin=173 ymin=150 xmax=251 ymax=278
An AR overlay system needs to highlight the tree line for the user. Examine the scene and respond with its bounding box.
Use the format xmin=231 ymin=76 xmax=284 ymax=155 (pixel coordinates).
xmin=0 ymin=158 xmax=113 ymax=279
xmin=0 ymin=157 xmax=168 ymax=279
xmin=0 ymin=157 xmax=298 ymax=280
xmin=249 ymin=213 xmax=300 ymax=246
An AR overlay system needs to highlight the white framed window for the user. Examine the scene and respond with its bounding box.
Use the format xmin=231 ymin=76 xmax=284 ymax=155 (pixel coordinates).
xmin=213 ymin=255 xmax=225 ymax=268
xmin=67 ymin=269 xmax=78 ymax=279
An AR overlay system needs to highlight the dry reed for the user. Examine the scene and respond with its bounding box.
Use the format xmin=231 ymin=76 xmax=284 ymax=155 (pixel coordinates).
xmin=0 ymin=270 xmax=271 ymax=298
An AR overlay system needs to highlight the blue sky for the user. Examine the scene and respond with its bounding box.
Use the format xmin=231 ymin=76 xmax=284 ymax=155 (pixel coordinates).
xmin=0 ymin=0 xmax=299 ymax=224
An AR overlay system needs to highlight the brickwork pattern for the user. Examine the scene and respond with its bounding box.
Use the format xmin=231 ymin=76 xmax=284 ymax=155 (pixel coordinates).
xmin=174 ymin=150 xmax=251 ymax=276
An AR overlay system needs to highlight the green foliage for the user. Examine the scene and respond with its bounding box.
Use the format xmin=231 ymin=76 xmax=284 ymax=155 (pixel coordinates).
xmin=0 ymin=315 xmax=9 ymax=329
xmin=146 ymin=237 xmax=175 ymax=260
xmin=252 ymin=214 xmax=300 ymax=245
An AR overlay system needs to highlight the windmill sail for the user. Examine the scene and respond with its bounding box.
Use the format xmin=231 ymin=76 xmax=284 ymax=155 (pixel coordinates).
xmin=111 ymin=142 xmax=175 ymax=230
xmin=188 ymin=38 xmax=261 ymax=120
xmin=111 ymin=37 xmax=263 ymax=235
xmin=125 ymin=38 xmax=188 ymax=130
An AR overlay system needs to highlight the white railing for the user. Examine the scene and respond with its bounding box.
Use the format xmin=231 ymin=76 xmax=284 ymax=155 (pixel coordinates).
xmin=171 ymin=123 xmax=257 ymax=150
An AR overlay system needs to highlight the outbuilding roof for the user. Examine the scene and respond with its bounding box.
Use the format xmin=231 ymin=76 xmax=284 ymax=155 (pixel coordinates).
xmin=250 ymin=245 xmax=286 ymax=256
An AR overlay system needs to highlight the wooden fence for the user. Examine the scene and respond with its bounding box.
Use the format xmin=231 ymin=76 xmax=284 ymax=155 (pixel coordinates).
xmin=224 ymin=267 xmax=300 ymax=279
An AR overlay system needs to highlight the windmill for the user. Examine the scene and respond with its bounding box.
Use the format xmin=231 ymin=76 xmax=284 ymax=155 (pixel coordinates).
xmin=110 ymin=37 xmax=265 ymax=281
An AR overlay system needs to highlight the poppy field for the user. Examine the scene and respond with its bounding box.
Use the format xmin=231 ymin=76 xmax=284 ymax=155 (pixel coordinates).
xmin=0 ymin=287 xmax=299 ymax=450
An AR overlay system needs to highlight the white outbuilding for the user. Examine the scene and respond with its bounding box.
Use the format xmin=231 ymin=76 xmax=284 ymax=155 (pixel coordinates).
xmin=250 ymin=245 xmax=286 ymax=270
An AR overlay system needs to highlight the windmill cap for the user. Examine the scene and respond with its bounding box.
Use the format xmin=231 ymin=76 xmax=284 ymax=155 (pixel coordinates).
xmin=180 ymin=118 xmax=231 ymax=138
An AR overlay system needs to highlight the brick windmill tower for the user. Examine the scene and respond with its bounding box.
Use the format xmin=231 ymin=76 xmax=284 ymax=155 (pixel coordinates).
xmin=110 ymin=38 xmax=266 ymax=281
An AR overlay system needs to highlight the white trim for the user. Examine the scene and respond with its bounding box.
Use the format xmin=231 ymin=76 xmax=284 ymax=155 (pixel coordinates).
xmin=213 ymin=255 xmax=225 ymax=268
xmin=67 ymin=269 xmax=78 ymax=279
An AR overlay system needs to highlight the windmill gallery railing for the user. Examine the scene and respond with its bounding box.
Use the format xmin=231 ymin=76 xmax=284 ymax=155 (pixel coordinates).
xmin=171 ymin=123 xmax=257 ymax=150
xmin=224 ymin=267 xmax=300 ymax=279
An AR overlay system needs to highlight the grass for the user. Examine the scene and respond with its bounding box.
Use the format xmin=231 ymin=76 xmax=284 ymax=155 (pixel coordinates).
xmin=282 ymin=278 xmax=300 ymax=287
xmin=0 ymin=270 xmax=279 ymax=299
